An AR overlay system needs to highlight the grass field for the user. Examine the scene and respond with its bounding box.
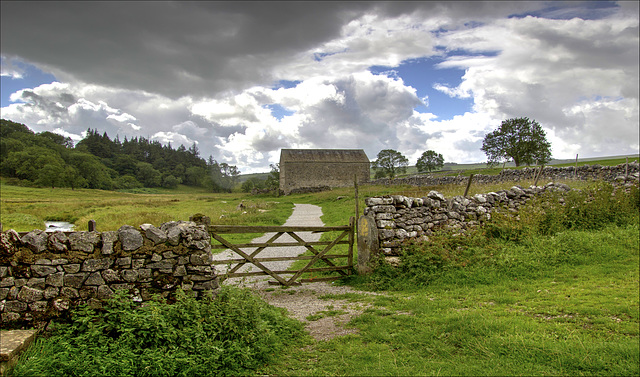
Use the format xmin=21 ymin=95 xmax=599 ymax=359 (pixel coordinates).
xmin=3 ymin=162 xmax=639 ymax=376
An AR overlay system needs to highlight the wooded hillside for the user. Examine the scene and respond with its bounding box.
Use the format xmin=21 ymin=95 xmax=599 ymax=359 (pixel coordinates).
xmin=0 ymin=119 xmax=239 ymax=191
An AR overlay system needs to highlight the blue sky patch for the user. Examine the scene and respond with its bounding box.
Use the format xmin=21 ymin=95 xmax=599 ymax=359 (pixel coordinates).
xmin=263 ymin=103 xmax=295 ymax=120
xmin=1 ymin=61 xmax=57 ymax=107
xmin=369 ymin=57 xmax=474 ymax=120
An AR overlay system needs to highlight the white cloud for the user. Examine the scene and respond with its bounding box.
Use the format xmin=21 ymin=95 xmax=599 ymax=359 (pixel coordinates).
xmin=1 ymin=2 xmax=637 ymax=174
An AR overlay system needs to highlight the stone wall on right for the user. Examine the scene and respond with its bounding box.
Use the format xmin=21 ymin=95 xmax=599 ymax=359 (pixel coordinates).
xmin=363 ymin=162 xmax=639 ymax=257
xmin=369 ymin=162 xmax=639 ymax=187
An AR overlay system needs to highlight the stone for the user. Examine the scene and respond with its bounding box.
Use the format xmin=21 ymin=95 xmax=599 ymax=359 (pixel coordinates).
xmin=147 ymin=260 xmax=176 ymax=270
xmin=18 ymin=286 xmax=44 ymax=302
xmin=48 ymin=231 xmax=69 ymax=253
xmin=190 ymin=253 xmax=212 ymax=266
xmin=63 ymin=264 xmax=81 ymax=274
xmin=132 ymin=259 xmax=145 ymax=269
xmin=116 ymin=256 xmax=132 ymax=267
xmin=365 ymin=197 xmax=393 ymax=206
xmin=29 ymin=301 xmax=48 ymax=312
xmin=97 ymin=285 xmax=114 ymax=299
xmin=50 ymin=258 xmax=69 ymax=265
xmin=4 ymin=300 xmax=28 ymax=312
xmin=0 ymin=229 xmax=22 ymax=254
xmin=0 ymin=287 xmax=9 ymax=300
xmin=0 ymin=277 xmax=15 ymax=287
xmin=43 ymin=286 xmax=59 ymax=299
xmin=173 ymin=265 xmax=187 ymax=277
xmin=64 ymin=273 xmax=88 ymax=289
xmin=52 ymin=297 xmax=71 ymax=311
xmin=2 ymin=312 xmax=21 ymax=322
xmin=31 ymin=265 xmax=57 ymax=277
xmin=138 ymin=269 xmax=152 ymax=280
xmin=141 ymin=224 xmax=168 ymax=245
xmin=85 ymin=272 xmax=106 ymax=286
xmin=101 ymin=269 xmax=121 ymax=283
xmin=193 ymin=279 xmax=218 ymax=290
xmin=82 ymin=258 xmax=113 ymax=272
xmin=21 ymin=230 xmax=48 ymax=253
xmin=151 ymin=253 xmax=163 ymax=262
xmin=121 ymin=269 xmax=139 ymax=282
xmin=101 ymin=231 xmax=118 ymax=255
xmin=68 ymin=231 xmax=100 ymax=252
xmin=45 ymin=272 xmax=64 ymax=287
xmin=376 ymin=220 xmax=395 ymax=229
xmin=118 ymin=225 xmax=144 ymax=251
xmin=26 ymin=277 xmax=46 ymax=289
xmin=79 ymin=286 xmax=97 ymax=299
xmin=427 ymin=191 xmax=445 ymax=201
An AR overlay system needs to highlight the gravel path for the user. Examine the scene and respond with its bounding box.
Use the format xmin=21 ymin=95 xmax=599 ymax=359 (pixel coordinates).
xmin=212 ymin=203 xmax=385 ymax=340
xmin=211 ymin=203 xmax=324 ymax=279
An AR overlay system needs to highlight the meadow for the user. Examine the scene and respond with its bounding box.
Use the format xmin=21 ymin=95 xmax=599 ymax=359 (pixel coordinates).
xmin=3 ymin=165 xmax=639 ymax=376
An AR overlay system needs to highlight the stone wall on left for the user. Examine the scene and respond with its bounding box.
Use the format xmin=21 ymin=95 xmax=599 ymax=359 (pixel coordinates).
xmin=0 ymin=221 xmax=218 ymax=328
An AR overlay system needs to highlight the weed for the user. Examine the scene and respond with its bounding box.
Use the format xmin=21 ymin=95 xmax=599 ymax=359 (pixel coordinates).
xmin=12 ymin=287 xmax=306 ymax=377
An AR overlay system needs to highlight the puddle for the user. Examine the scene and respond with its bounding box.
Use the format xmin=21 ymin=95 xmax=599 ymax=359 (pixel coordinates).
xmin=44 ymin=221 xmax=75 ymax=232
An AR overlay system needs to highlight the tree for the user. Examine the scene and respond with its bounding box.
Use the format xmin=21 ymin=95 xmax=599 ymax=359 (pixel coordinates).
xmin=372 ymin=149 xmax=409 ymax=179
xmin=481 ymin=117 xmax=552 ymax=167
xmin=416 ymin=150 xmax=444 ymax=173
xmin=265 ymin=163 xmax=280 ymax=191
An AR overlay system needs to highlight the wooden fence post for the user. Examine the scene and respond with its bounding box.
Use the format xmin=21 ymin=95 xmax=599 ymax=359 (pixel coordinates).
xmin=575 ymin=154 xmax=578 ymax=179
xmin=534 ymin=165 xmax=545 ymax=187
xmin=357 ymin=215 xmax=379 ymax=275
xmin=626 ymin=157 xmax=629 ymax=179
xmin=88 ymin=220 xmax=96 ymax=232
xmin=463 ymin=174 xmax=474 ymax=197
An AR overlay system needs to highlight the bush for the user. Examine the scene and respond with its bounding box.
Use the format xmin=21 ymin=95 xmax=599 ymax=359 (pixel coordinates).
xmin=13 ymin=287 xmax=305 ymax=377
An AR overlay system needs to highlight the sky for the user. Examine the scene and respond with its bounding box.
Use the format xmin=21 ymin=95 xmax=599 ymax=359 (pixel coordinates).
xmin=1 ymin=1 xmax=638 ymax=174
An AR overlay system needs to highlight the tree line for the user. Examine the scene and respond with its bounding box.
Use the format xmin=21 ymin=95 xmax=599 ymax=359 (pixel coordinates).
xmin=372 ymin=117 xmax=552 ymax=179
xmin=0 ymin=119 xmax=240 ymax=192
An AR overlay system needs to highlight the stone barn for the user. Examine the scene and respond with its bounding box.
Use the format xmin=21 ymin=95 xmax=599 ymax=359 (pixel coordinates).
xmin=279 ymin=149 xmax=370 ymax=194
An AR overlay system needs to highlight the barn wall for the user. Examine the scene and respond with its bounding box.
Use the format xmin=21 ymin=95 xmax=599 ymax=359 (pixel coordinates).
xmin=281 ymin=162 xmax=369 ymax=194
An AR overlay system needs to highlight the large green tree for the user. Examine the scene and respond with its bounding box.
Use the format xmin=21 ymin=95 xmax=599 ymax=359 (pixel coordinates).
xmin=372 ymin=149 xmax=409 ymax=179
xmin=481 ymin=117 xmax=552 ymax=167
xmin=416 ymin=150 xmax=444 ymax=173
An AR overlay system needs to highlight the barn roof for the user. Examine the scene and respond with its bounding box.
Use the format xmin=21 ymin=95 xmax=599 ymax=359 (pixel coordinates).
xmin=280 ymin=149 xmax=369 ymax=163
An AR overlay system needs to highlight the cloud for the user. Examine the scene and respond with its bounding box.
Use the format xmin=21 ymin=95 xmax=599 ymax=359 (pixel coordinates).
xmin=1 ymin=1 xmax=637 ymax=174
xmin=434 ymin=13 xmax=639 ymax=158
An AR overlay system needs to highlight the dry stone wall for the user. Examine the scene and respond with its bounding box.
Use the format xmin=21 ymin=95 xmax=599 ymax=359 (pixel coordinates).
xmin=370 ymin=162 xmax=639 ymax=187
xmin=0 ymin=220 xmax=218 ymax=328
xmin=364 ymin=182 xmax=571 ymax=256
xmin=364 ymin=173 xmax=639 ymax=257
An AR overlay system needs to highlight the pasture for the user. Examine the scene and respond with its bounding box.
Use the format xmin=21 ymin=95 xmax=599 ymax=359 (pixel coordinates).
xmin=2 ymin=173 xmax=639 ymax=376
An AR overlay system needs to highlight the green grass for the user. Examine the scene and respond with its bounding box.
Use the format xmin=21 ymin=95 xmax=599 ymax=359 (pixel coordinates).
xmin=260 ymin=225 xmax=639 ymax=376
xmin=3 ymin=174 xmax=639 ymax=376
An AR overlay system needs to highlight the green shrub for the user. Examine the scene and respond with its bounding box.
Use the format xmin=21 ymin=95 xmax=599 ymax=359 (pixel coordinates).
xmin=13 ymin=287 xmax=305 ymax=377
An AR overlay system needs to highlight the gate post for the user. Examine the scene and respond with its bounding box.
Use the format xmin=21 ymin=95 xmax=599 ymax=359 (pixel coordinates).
xmin=357 ymin=215 xmax=379 ymax=275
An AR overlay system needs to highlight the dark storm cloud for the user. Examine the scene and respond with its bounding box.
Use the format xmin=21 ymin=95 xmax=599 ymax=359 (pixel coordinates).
xmin=0 ymin=1 xmax=548 ymax=100
xmin=1 ymin=1 xmax=375 ymax=99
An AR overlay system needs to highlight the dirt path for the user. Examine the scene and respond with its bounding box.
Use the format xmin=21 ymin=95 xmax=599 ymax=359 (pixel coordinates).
xmin=213 ymin=203 xmax=384 ymax=341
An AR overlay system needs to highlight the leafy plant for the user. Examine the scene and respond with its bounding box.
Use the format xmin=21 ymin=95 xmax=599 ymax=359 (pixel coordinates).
xmin=13 ymin=287 xmax=305 ymax=377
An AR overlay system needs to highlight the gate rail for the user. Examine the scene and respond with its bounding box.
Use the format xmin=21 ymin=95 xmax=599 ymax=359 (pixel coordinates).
xmin=208 ymin=218 xmax=354 ymax=286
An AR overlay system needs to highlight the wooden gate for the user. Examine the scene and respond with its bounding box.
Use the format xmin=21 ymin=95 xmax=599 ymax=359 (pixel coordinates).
xmin=208 ymin=217 xmax=354 ymax=286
